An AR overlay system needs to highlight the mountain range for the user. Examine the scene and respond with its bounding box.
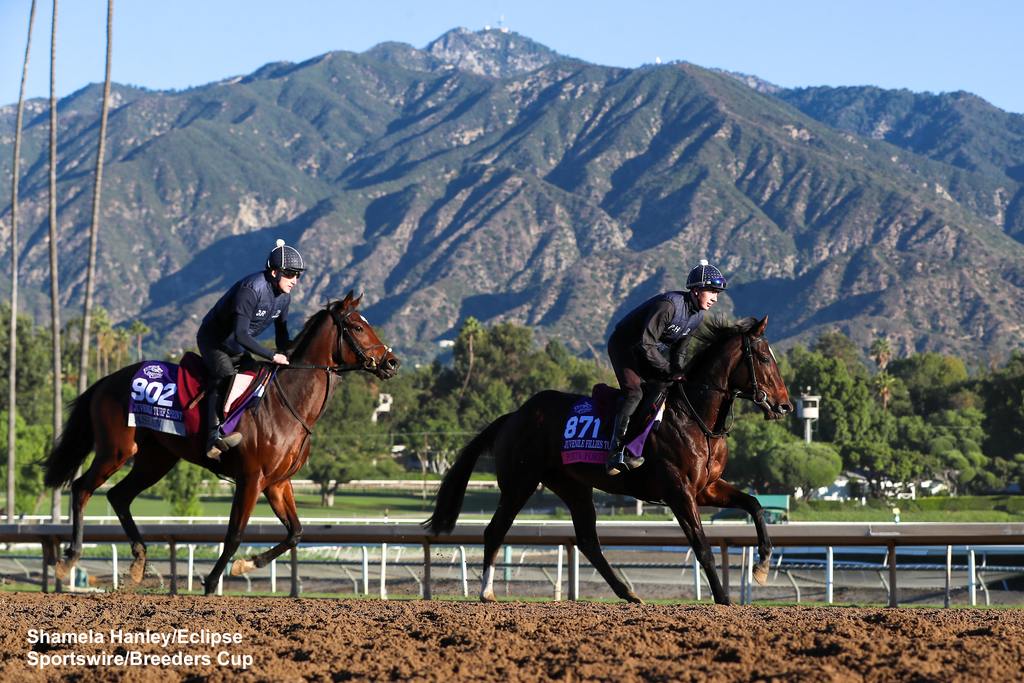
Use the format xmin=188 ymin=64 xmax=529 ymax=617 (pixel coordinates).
xmin=2 ymin=27 xmax=1023 ymax=364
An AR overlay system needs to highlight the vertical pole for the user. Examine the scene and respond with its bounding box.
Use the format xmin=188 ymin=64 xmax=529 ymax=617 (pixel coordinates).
xmin=422 ymin=543 xmax=431 ymax=600
xmin=216 ymin=543 xmax=224 ymax=596
xmin=746 ymin=547 xmax=754 ymax=604
xmin=568 ymin=544 xmax=579 ymax=601
xmin=554 ymin=545 xmax=563 ymax=601
xmin=53 ymin=540 xmax=63 ymax=593
xmin=826 ymin=546 xmax=834 ymax=604
xmin=111 ymin=544 xmax=118 ymax=591
xmin=186 ymin=545 xmax=193 ymax=593
xmin=458 ymin=546 xmax=468 ymax=598
xmin=503 ymin=545 xmax=512 ymax=586
xmin=741 ymin=544 xmax=749 ymax=602
xmin=693 ymin=552 xmax=701 ymax=601
xmin=887 ymin=542 xmax=897 ymax=607
xmin=380 ymin=542 xmax=388 ymax=600
xmin=361 ymin=546 xmax=369 ymax=595
xmin=42 ymin=548 xmax=50 ymax=594
xmin=169 ymin=541 xmax=177 ymax=596
xmin=719 ymin=542 xmax=730 ymax=601
xmin=270 ymin=558 xmax=277 ymax=594
xmin=944 ymin=545 xmax=952 ymax=609
xmin=289 ymin=546 xmax=299 ymax=597
xmin=968 ymin=548 xmax=977 ymax=607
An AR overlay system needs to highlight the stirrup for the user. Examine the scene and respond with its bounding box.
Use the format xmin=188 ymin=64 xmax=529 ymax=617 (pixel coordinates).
xmin=606 ymin=449 xmax=644 ymax=476
xmin=205 ymin=432 xmax=241 ymax=461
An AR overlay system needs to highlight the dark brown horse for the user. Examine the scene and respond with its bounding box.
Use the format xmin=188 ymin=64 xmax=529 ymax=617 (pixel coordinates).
xmin=426 ymin=316 xmax=791 ymax=605
xmin=44 ymin=291 xmax=399 ymax=593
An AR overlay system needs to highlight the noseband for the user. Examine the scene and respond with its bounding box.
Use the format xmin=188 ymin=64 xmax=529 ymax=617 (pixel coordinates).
xmin=736 ymin=334 xmax=772 ymax=412
xmin=679 ymin=333 xmax=774 ymax=439
xmin=333 ymin=308 xmax=391 ymax=372
xmin=268 ymin=305 xmax=392 ymax=468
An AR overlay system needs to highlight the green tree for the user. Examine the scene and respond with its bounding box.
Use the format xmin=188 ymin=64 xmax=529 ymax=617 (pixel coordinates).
xmin=726 ymin=416 xmax=798 ymax=489
xmin=307 ymin=373 xmax=394 ymax=505
xmin=0 ymin=308 xmax=57 ymax=425
xmin=153 ymin=461 xmax=210 ymax=516
xmin=0 ymin=411 xmax=50 ymax=516
xmin=980 ymin=351 xmax=1024 ymax=459
xmin=869 ymin=337 xmax=893 ymax=371
xmin=812 ymin=330 xmax=867 ymax=378
xmin=889 ymin=352 xmax=969 ymax=414
xmin=787 ymin=345 xmax=879 ymax=445
xmin=761 ymin=441 xmax=843 ymax=496
xmin=7 ymin=0 xmax=38 ymax=523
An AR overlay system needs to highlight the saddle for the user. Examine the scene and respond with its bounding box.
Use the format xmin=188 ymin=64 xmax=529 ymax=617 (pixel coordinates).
xmin=560 ymin=383 xmax=666 ymax=466
xmin=127 ymin=352 xmax=273 ymax=437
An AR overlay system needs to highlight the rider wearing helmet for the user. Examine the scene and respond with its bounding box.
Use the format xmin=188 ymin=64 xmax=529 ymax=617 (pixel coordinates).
xmin=605 ymin=259 xmax=727 ymax=475
xmin=195 ymin=239 xmax=304 ymax=461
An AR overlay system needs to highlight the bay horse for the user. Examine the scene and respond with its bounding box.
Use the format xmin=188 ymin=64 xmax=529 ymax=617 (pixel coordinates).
xmin=44 ymin=291 xmax=399 ymax=594
xmin=426 ymin=316 xmax=791 ymax=605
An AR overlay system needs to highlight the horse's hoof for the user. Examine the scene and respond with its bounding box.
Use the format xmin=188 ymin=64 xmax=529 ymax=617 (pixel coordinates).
xmin=480 ymin=592 xmax=497 ymax=603
xmin=624 ymin=592 xmax=644 ymax=605
xmin=753 ymin=563 xmax=770 ymax=586
xmin=54 ymin=559 xmax=72 ymax=582
xmin=231 ymin=558 xmax=256 ymax=576
xmin=129 ymin=557 xmax=146 ymax=584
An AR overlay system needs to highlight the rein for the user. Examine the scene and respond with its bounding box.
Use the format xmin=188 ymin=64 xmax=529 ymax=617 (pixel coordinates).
xmin=263 ymin=305 xmax=383 ymax=454
xmin=675 ymin=332 xmax=766 ymax=452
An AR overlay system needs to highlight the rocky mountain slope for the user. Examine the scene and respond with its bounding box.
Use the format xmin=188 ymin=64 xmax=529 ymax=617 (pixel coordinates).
xmin=1 ymin=27 xmax=1022 ymax=362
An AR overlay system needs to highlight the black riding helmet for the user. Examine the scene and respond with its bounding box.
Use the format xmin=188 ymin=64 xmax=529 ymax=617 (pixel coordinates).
xmin=266 ymin=239 xmax=305 ymax=276
xmin=685 ymin=259 xmax=727 ymax=291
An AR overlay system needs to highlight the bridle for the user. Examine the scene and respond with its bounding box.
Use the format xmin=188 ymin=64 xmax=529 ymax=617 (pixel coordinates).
xmin=678 ymin=333 xmax=774 ymax=440
xmin=268 ymin=305 xmax=393 ymax=461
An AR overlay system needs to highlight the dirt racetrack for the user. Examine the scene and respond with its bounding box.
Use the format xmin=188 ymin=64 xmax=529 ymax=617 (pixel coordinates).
xmin=2 ymin=593 xmax=1023 ymax=681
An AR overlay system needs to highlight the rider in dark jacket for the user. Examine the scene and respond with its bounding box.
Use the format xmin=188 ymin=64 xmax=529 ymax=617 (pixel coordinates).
xmin=605 ymin=260 xmax=727 ymax=475
xmin=196 ymin=239 xmax=304 ymax=460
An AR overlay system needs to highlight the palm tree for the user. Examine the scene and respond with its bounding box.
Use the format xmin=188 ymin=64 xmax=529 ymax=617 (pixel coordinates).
xmin=874 ymin=371 xmax=896 ymax=412
xmin=47 ymin=0 xmax=63 ymax=523
xmin=870 ymin=337 xmax=893 ymax=372
xmin=77 ymin=0 xmax=114 ymax=396
xmin=6 ymin=0 xmax=38 ymax=523
xmin=129 ymin=319 xmax=150 ymax=362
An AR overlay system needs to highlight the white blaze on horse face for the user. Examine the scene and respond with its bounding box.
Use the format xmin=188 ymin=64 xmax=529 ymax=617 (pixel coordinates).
xmin=768 ymin=344 xmax=777 ymax=363
xmin=357 ymin=313 xmax=369 ymax=325
xmin=480 ymin=565 xmax=495 ymax=599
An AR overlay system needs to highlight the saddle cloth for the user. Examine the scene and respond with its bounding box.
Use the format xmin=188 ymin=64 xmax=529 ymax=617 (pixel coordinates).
xmin=127 ymin=352 xmax=273 ymax=437
xmin=560 ymin=383 xmax=664 ymax=466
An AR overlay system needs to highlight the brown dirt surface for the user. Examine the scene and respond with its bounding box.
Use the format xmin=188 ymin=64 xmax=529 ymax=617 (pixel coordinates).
xmin=2 ymin=593 xmax=1024 ymax=681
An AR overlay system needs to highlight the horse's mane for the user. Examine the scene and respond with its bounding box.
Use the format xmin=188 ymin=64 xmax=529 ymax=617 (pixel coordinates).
xmin=681 ymin=315 xmax=760 ymax=376
xmin=286 ymin=300 xmax=346 ymax=357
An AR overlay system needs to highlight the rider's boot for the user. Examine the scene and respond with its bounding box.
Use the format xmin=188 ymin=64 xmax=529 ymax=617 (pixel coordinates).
xmin=203 ymin=385 xmax=241 ymax=462
xmin=606 ymin=411 xmax=643 ymax=476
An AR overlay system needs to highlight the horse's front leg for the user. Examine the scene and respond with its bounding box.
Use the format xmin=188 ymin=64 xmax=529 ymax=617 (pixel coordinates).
xmin=231 ymin=480 xmax=302 ymax=576
xmin=205 ymin=475 xmax=262 ymax=595
xmin=698 ymin=479 xmax=773 ymax=585
xmin=666 ymin=488 xmax=730 ymax=605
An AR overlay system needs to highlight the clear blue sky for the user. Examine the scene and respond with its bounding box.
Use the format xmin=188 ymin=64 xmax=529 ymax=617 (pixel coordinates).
xmin=2 ymin=1 xmax=1023 ymax=113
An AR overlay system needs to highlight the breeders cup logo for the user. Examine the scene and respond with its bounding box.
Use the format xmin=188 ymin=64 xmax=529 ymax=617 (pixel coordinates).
xmin=142 ymin=364 xmax=164 ymax=380
xmin=573 ymin=400 xmax=593 ymax=415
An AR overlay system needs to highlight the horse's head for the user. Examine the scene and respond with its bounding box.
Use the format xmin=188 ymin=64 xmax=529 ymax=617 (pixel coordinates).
xmin=332 ymin=291 xmax=401 ymax=380
xmin=729 ymin=316 xmax=792 ymax=419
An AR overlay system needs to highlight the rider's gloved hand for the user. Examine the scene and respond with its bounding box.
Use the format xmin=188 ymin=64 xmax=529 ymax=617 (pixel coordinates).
xmin=272 ymin=353 xmax=289 ymax=365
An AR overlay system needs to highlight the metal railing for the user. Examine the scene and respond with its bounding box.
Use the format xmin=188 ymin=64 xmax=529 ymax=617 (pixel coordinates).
xmin=2 ymin=521 xmax=1022 ymax=606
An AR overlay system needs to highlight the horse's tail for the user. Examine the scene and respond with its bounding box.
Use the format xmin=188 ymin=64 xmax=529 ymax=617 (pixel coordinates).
xmin=43 ymin=383 xmax=99 ymax=489
xmin=423 ymin=413 xmax=513 ymax=535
